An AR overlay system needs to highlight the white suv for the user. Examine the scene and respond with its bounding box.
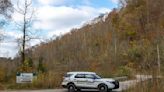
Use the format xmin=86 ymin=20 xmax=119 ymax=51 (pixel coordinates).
xmin=62 ymin=72 xmax=119 ymax=92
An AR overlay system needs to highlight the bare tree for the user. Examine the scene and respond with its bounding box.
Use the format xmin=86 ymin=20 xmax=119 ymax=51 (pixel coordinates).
xmin=15 ymin=0 xmax=35 ymax=64
xmin=110 ymin=9 xmax=120 ymax=63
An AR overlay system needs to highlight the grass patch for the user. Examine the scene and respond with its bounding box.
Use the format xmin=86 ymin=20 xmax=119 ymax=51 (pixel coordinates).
xmin=125 ymin=78 xmax=164 ymax=92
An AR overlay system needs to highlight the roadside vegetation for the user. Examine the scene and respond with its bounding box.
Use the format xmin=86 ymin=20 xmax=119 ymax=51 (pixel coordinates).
xmin=125 ymin=78 xmax=164 ymax=92
xmin=0 ymin=0 xmax=164 ymax=90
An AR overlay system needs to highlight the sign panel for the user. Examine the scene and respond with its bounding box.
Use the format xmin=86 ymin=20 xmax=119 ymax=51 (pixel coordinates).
xmin=16 ymin=73 xmax=36 ymax=83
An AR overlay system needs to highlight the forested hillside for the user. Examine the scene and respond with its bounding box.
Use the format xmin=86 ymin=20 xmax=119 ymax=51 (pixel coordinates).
xmin=28 ymin=0 xmax=164 ymax=76
xmin=0 ymin=0 xmax=164 ymax=90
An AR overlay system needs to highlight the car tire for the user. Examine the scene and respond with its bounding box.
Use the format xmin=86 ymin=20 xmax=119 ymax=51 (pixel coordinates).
xmin=68 ymin=84 xmax=76 ymax=92
xmin=98 ymin=84 xmax=108 ymax=92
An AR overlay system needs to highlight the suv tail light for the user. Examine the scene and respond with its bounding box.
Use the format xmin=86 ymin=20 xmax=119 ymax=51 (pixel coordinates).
xmin=64 ymin=74 xmax=73 ymax=78
xmin=111 ymin=80 xmax=119 ymax=89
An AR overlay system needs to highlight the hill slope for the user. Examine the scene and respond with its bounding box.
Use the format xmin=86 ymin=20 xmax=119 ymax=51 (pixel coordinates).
xmin=0 ymin=0 xmax=164 ymax=90
xmin=28 ymin=0 xmax=164 ymax=77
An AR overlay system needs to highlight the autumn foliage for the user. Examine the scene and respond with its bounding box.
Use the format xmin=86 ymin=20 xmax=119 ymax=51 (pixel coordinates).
xmin=0 ymin=0 xmax=164 ymax=90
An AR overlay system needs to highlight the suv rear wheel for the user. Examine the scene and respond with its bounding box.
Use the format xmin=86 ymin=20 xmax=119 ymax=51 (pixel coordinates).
xmin=68 ymin=84 xmax=76 ymax=92
xmin=98 ymin=84 xmax=108 ymax=92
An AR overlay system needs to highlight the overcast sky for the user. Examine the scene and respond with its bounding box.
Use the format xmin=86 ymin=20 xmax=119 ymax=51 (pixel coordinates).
xmin=0 ymin=0 xmax=118 ymax=58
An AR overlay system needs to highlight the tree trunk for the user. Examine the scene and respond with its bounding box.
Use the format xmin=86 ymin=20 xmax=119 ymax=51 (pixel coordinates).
xmin=157 ymin=44 xmax=160 ymax=74
xmin=21 ymin=0 xmax=27 ymax=64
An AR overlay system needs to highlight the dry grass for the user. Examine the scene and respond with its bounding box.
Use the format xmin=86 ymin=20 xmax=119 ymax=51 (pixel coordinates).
xmin=6 ymin=72 xmax=63 ymax=89
xmin=125 ymin=78 xmax=164 ymax=92
xmin=32 ymin=72 xmax=63 ymax=89
xmin=0 ymin=83 xmax=5 ymax=90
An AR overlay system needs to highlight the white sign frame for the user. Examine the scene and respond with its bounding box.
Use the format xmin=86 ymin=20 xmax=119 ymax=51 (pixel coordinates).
xmin=16 ymin=73 xmax=36 ymax=83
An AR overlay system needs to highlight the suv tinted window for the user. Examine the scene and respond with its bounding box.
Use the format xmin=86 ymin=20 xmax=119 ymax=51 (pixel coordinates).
xmin=75 ymin=74 xmax=85 ymax=78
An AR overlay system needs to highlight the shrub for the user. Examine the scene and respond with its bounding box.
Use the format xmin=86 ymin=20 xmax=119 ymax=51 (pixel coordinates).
xmin=116 ymin=66 xmax=133 ymax=77
xmin=0 ymin=68 xmax=5 ymax=82
xmin=32 ymin=72 xmax=63 ymax=89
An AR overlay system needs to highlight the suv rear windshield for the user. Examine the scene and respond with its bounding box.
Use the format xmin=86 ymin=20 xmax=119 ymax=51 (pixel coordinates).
xmin=64 ymin=74 xmax=73 ymax=78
